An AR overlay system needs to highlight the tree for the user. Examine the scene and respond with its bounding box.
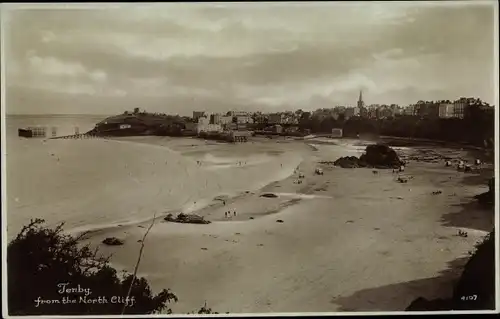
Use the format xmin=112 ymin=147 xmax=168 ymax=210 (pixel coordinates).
xmin=335 ymin=113 xmax=345 ymax=123
xmin=8 ymin=219 xmax=177 ymax=315
xmin=133 ymin=108 xmax=140 ymax=114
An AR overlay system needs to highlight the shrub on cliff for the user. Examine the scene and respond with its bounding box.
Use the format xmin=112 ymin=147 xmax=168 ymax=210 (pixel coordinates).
xmin=7 ymin=219 xmax=177 ymax=315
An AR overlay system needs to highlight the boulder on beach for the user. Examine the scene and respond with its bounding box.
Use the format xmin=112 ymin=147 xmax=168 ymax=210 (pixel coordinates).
xmin=333 ymin=156 xmax=365 ymax=168
xmin=334 ymin=144 xmax=404 ymax=169
xmin=164 ymin=213 xmax=175 ymax=221
xmin=260 ymin=193 xmax=278 ymax=198
xmin=102 ymin=237 xmax=124 ymax=246
xmin=359 ymin=144 xmax=404 ymax=168
xmin=164 ymin=212 xmax=211 ymax=224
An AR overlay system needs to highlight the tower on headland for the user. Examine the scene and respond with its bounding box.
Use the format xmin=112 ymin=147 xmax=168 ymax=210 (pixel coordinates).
xmin=357 ymin=90 xmax=365 ymax=109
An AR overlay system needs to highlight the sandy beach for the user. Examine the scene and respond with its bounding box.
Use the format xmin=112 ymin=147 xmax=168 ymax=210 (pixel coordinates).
xmin=6 ymin=128 xmax=494 ymax=313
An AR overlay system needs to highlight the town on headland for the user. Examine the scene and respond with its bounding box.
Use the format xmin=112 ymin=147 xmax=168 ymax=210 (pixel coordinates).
xmin=19 ymin=94 xmax=495 ymax=151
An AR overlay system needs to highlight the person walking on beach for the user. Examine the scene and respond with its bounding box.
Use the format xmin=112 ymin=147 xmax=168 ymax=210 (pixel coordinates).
xmin=234 ymin=211 xmax=236 ymax=217
xmin=225 ymin=212 xmax=227 ymax=218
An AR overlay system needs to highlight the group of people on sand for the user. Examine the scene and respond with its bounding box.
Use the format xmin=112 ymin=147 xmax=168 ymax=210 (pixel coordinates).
xmin=225 ymin=211 xmax=237 ymax=218
xmin=392 ymin=164 xmax=406 ymax=173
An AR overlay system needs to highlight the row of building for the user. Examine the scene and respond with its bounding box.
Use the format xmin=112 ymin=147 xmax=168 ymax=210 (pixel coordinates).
xmin=191 ymin=95 xmax=493 ymax=130
xmin=192 ymin=110 xmax=300 ymax=130
xmin=324 ymin=94 xmax=493 ymax=120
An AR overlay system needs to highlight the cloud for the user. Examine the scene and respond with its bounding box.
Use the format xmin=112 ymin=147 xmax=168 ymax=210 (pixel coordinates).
xmin=3 ymin=2 xmax=496 ymax=115
xmin=26 ymin=54 xmax=107 ymax=82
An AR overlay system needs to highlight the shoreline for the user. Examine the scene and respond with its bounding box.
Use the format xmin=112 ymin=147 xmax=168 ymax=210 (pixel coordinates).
xmin=73 ymin=157 xmax=305 ymax=238
xmin=6 ymin=131 xmax=494 ymax=313
xmin=74 ymin=139 xmax=494 ymax=313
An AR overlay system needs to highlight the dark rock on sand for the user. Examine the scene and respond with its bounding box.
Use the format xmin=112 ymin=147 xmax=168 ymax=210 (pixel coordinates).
xmin=333 ymin=156 xmax=366 ymax=168
xmin=260 ymin=193 xmax=278 ymax=198
xmin=164 ymin=212 xmax=211 ymax=224
xmin=334 ymin=144 xmax=404 ymax=169
xmin=397 ymin=176 xmax=408 ymax=183
xmin=102 ymin=237 xmax=124 ymax=246
xmin=359 ymin=144 xmax=404 ymax=168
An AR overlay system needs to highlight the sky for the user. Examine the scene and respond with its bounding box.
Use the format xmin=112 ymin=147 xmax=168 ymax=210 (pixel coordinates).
xmin=2 ymin=1 xmax=498 ymax=115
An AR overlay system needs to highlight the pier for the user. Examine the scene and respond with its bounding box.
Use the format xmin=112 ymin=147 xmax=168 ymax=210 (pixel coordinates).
xmin=50 ymin=133 xmax=105 ymax=140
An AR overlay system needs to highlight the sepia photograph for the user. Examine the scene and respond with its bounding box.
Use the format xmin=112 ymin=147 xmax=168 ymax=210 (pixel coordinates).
xmin=1 ymin=1 xmax=498 ymax=317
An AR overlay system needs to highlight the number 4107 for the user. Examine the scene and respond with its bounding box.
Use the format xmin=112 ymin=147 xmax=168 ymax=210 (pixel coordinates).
xmin=461 ymin=295 xmax=478 ymax=301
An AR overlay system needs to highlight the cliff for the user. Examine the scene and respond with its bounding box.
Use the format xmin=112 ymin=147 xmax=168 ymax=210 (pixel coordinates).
xmin=406 ymin=230 xmax=495 ymax=311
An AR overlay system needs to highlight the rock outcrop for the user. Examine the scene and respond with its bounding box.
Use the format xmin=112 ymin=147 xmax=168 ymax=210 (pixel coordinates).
xmin=164 ymin=213 xmax=211 ymax=224
xmin=102 ymin=237 xmax=124 ymax=246
xmin=474 ymin=177 xmax=494 ymax=206
xmin=334 ymin=144 xmax=404 ymax=169
xmin=260 ymin=193 xmax=279 ymax=198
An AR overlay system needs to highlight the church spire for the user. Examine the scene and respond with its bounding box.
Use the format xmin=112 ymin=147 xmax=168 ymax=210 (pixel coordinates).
xmin=357 ymin=90 xmax=364 ymax=108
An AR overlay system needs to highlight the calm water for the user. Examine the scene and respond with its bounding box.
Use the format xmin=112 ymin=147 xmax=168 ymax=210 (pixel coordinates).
xmin=4 ymin=115 xmax=304 ymax=237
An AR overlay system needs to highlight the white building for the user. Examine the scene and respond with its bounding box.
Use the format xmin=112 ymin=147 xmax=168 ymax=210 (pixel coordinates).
xmin=439 ymin=103 xmax=454 ymax=118
xmin=403 ymin=105 xmax=416 ymax=116
xmin=453 ymin=102 xmax=467 ymax=119
xmin=197 ymin=119 xmax=223 ymax=134
xmin=331 ymin=128 xmax=343 ymax=138
xmin=220 ymin=116 xmax=233 ymax=125
xmin=229 ymin=111 xmax=249 ymax=117
xmin=236 ymin=116 xmax=254 ymax=124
